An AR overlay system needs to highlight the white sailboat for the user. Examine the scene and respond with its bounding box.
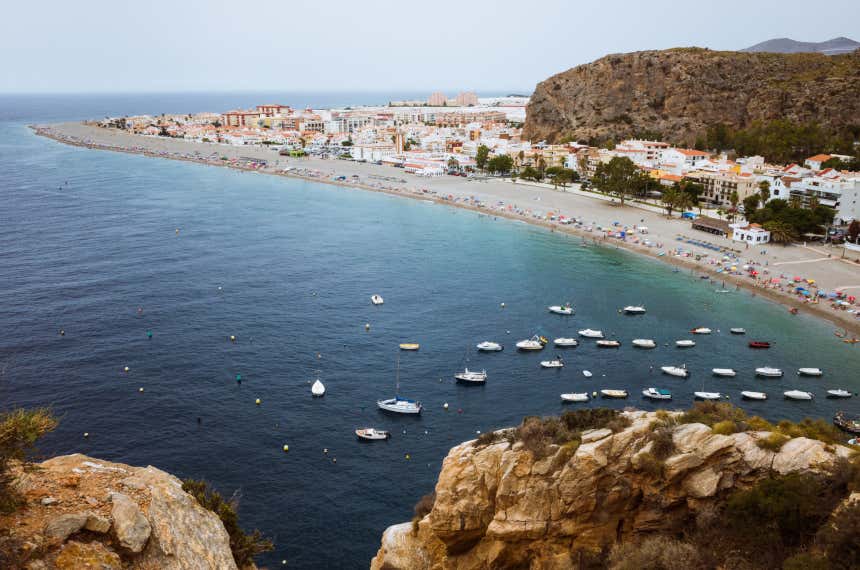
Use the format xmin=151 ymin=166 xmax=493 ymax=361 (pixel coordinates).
xmin=548 ymin=303 xmax=574 ymax=315
xmin=632 ymin=338 xmax=656 ymax=348
xmin=377 ymin=356 xmax=422 ymax=414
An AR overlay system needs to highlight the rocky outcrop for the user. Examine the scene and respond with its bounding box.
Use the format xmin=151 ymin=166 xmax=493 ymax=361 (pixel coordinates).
xmin=2 ymin=454 xmax=238 ymax=569
xmin=522 ymin=48 xmax=860 ymax=144
xmin=371 ymin=411 xmax=852 ymax=569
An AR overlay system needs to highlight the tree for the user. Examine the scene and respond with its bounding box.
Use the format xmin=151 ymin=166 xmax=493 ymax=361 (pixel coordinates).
xmin=661 ymin=186 xmax=681 ymax=217
xmin=447 ymin=157 xmax=460 ymax=171
xmin=743 ymin=195 xmax=760 ymax=216
xmin=789 ymin=195 xmax=803 ymax=209
xmin=475 ymin=145 xmax=490 ymax=171
xmin=487 ymin=154 xmax=514 ymax=175
xmin=763 ymin=220 xmax=797 ymax=245
xmin=1 ymin=408 xmax=57 ymax=513
xmin=592 ymin=157 xmax=640 ymax=206
xmin=847 ymin=220 xmax=860 ymax=243
xmin=675 ymin=192 xmax=694 ymax=214
xmin=808 ymin=195 xmax=820 ymax=210
xmin=728 ymin=190 xmax=740 ymax=221
xmin=519 ymin=166 xmax=543 ymax=181
xmin=758 ymin=180 xmax=771 ymax=205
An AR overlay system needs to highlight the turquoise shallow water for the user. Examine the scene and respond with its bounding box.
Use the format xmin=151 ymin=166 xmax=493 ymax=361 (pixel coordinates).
xmin=1 ymin=96 xmax=859 ymax=568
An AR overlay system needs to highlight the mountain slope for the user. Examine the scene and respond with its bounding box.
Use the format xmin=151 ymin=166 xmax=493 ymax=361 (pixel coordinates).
xmin=742 ymin=36 xmax=859 ymax=55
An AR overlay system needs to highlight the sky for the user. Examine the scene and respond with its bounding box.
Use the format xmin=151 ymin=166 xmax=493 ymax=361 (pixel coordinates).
xmin=1 ymin=0 xmax=858 ymax=94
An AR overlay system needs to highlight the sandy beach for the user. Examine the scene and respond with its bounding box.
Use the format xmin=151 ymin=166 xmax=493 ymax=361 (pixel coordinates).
xmin=32 ymin=121 xmax=860 ymax=337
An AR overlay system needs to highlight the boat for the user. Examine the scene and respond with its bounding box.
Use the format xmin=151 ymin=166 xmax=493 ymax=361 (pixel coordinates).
xmin=623 ymin=306 xmax=646 ymax=315
xmin=578 ymin=329 xmax=604 ymax=339
xmin=311 ymin=378 xmax=326 ymax=397
xmin=561 ymin=392 xmax=590 ymax=403
xmin=675 ymin=339 xmax=696 ymax=348
xmin=741 ymin=391 xmax=768 ymax=400
xmin=632 ymin=338 xmax=656 ymax=348
xmin=784 ymin=390 xmax=814 ymax=401
xmin=455 ymin=368 xmax=487 ymax=384
xmin=476 ymin=341 xmax=503 ymax=352
xmin=833 ymin=411 xmax=860 ymax=434
xmin=691 ymin=327 xmax=712 ymax=334
xmin=582 ymin=370 xmax=593 ymax=378
xmin=844 ymin=337 xmax=859 ymax=344
xmin=516 ymin=335 xmax=548 ymax=351
xmin=553 ymin=337 xmax=578 ymax=347
xmin=600 ymin=389 xmax=628 ymax=399
xmin=694 ymin=391 xmax=723 ymax=400
xmin=749 ymin=341 xmax=771 ymax=349
xmin=377 ymin=356 xmax=422 ymax=414
xmin=755 ymin=367 xmax=783 ymax=378
xmin=355 ymin=428 xmax=390 ymax=441
xmin=540 ymin=358 xmax=564 ymax=368
xmin=371 ymin=294 xmax=384 ymax=305
xmin=712 ymin=368 xmax=736 ymax=377
xmin=596 ymin=339 xmax=620 ymax=348
xmin=661 ymin=365 xmax=689 ymax=378
xmin=548 ymin=303 xmax=574 ymax=315
xmin=730 ymin=328 xmax=746 ymax=335
xmin=826 ymin=389 xmax=852 ymax=399
xmin=798 ymin=368 xmax=823 ymax=377
xmin=399 ymin=343 xmax=420 ymax=351
xmin=642 ymin=387 xmax=672 ymax=400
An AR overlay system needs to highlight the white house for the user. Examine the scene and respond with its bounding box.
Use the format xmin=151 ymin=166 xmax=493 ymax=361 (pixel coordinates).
xmin=837 ymin=178 xmax=860 ymax=225
xmin=731 ymin=223 xmax=770 ymax=244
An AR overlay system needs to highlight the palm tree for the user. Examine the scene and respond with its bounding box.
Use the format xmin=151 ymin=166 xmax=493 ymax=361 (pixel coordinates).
xmin=661 ymin=186 xmax=680 ymax=217
xmin=763 ymin=220 xmax=796 ymax=245
xmin=729 ymin=190 xmax=740 ymax=215
xmin=808 ymin=195 xmax=820 ymax=210
xmin=676 ymin=192 xmax=694 ymax=215
xmin=789 ymin=195 xmax=802 ymax=209
xmin=758 ymin=180 xmax=771 ymax=205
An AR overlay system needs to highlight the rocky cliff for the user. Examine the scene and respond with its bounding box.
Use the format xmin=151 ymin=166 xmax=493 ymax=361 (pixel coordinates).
xmin=1 ymin=454 xmax=239 ymax=569
xmin=370 ymin=411 xmax=854 ymax=569
xmin=522 ymin=48 xmax=860 ymax=145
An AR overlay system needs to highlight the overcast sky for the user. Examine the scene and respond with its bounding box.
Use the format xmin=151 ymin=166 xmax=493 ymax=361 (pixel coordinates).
xmin=2 ymin=0 xmax=857 ymax=94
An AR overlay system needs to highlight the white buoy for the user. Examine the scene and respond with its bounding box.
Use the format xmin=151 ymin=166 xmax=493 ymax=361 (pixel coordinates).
xmin=500 ymin=302 xmax=506 ymax=307
xmin=443 ymin=402 xmax=449 ymax=409
xmin=255 ymin=398 xmax=261 ymax=405
xmin=283 ymin=444 xmax=289 ymax=452
xmin=83 ymin=432 xmax=89 ymax=438
xmin=124 ymin=366 xmax=130 ymax=373
xmin=139 ymin=387 xmax=144 ymax=392
xmin=365 ymin=323 xmax=370 ymax=331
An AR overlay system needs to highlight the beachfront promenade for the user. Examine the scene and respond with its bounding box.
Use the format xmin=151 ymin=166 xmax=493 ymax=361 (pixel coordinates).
xmin=34 ymin=122 xmax=860 ymax=334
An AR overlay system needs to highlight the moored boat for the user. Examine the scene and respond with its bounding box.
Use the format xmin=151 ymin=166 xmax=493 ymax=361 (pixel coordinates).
xmin=548 ymin=303 xmax=574 ymax=315
xmin=356 ymin=428 xmax=390 ymax=440
xmin=455 ymin=368 xmax=487 ymax=384
xmin=632 ymin=338 xmax=656 ymax=348
xmin=675 ymin=339 xmax=696 ymax=348
xmin=661 ymin=365 xmax=689 ymax=378
xmin=642 ymin=387 xmax=672 ymax=400
xmin=311 ymin=379 xmax=326 ymax=397
xmin=623 ymin=306 xmax=646 ymax=314
xmin=730 ymin=328 xmax=746 ymax=335
xmin=561 ymin=392 xmax=589 ymax=403
xmin=749 ymin=341 xmax=771 ymax=349
xmin=694 ymin=391 xmax=723 ymax=400
xmin=755 ymin=367 xmax=783 ymax=378
xmin=476 ymin=341 xmax=503 ymax=352
xmin=596 ymin=339 xmax=620 ymax=348
xmin=399 ymin=343 xmax=420 ymax=351
xmin=741 ymin=391 xmax=767 ymax=400
xmin=691 ymin=327 xmax=712 ymax=334
xmin=834 ymin=411 xmax=860 ymax=434
xmin=554 ymin=337 xmax=578 ymax=347
xmin=578 ymin=329 xmax=604 ymax=339
xmin=826 ymin=389 xmax=852 ymax=398
xmin=582 ymin=370 xmax=593 ymax=378
xmin=712 ymin=368 xmax=736 ymax=377
xmin=516 ymin=335 xmax=548 ymax=351
xmin=540 ymin=358 xmax=564 ymax=368
xmin=784 ymin=390 xmax=814 ymax=401
xmin=378 ymin=356 xmax=422 ymax=414
xmin=371 ymin=294 xmax=384 ymax=305
xmin=798 ymin=367 xmax=823 ymax=377
xmin=600 ymin=389 xmax=628 ymax=399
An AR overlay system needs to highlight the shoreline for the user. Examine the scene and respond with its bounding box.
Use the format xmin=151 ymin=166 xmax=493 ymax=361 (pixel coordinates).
xmin=31 ymin=123 xmax=860 ymax=338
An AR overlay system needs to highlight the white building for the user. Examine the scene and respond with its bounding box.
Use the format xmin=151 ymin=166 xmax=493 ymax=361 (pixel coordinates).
xmin=731 ymin=223 xmax=771 ymax=245
xmin=837 ymin=178 xmax=860 ymax=224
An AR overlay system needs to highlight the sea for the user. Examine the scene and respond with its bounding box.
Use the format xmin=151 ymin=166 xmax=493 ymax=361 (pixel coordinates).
xmin=1 ymin=92 xmax=858 ymax=568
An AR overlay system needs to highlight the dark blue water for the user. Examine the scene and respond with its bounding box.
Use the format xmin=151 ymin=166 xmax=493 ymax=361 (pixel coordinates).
xmin=1 ymin=94 xmax=858 ymax=568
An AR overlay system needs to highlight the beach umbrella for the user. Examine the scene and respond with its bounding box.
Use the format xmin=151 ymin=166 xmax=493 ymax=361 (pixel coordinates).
xmin=770 ymin=278 xmax=780 ymax=283
xmin=793 ymin=276 xmax=802 ymax=282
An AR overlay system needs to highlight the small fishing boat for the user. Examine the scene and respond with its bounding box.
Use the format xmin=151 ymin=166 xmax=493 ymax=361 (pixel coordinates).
xmin=827 ymin=389 xmax=852 ymax=399
xmin=642 ymin=387 xmax=672 ymax=400
xmin=748 ymin=341 xmax=770 ymax=349
xmin=399 ymin=343 xmax=420 ymax=351
xmin=541 ymin=358 xmax=564 ymax=368
xmin=596 ymin=339 xmax=620 ymax=348
xmin=561 ymin=392 xmax=590 ymax=403
xmin=311 ymin=378 xmax=326 ymax=397
xmin=371 ymin=294 xmax=384 ymax=305
xmin=834 ymin=411 xmax=860 ymax=434
xmin=755 ymin=367 xmax=783 ymax=378
xmin=632 ymin=338 xmax=656 ymax=348
xmin=516 ymin=335 xmax=548 ymax=351
xmin=455 ymin=368 xmax=487 ymax=384
xmin=356 ymin=428 xmax=390 ymax=441
xmin=578 ymin=329 xmax=604 ymax=339
xmin=844 ymin=337 xmax=859 ymax=344
xmin=582 ymin=370 xmax=593 ymax=378
xmin=600 ymin=389 xmax=628 ymax=399
xmin=694 ymin=391 xmax=723 ymax=400
xmin=798 ymin=368 xmax=823 ymax=377
xmin=553 ymin=337 xmax=578 ymax=347
xmin=784 ymin=390 xmax=814 ymax=401
xmin=741 ymin=391 xmax=767 ymax=400
xmin=476 ymin=341 xmax=503 ymax=352
xmin=548 ymin=303 xmax=574 ymax=315
xmin=661 ymin=365 xmax=689 ymax=378
xmin=691 ymin=327 xmax=712 ymax=334
xmin=675 ymin=339 xmax=696 ymax=348
xmin=730 ymin=328 xmax=746 ymax=335
xmin=712 ymin=368 xmax=736 ymax=377
xmin=623 ymin=306 xmax=646 ymax=315
xmin=378 ymin=356 xmax=422 ymax=414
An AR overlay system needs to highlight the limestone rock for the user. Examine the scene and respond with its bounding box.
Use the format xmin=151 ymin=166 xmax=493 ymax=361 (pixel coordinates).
xmin=44 ymin=512 xmax=88 ymax=541
xmin=111 ymin=491 xmax=151 ymax=553
xmin=84 ymin=513 xmax=111 ymax=533
xmin=55 ymin=540 xmax=122 ymax=569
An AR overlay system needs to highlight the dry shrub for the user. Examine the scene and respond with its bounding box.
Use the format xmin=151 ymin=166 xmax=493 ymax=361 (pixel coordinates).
xmin=745 ymin=415 xmax=774 ymax=431
xmin=607 ymin=535 xmax=703 ymax=570
xmin=411 ymin=491 xmax=436 ymax=535
xmin=816 ymin=501 xmax=860 ymax=569
xmin=636 ymin=452 xmax=664 ymax=479
xmin=756 ymin=432 xmax=790 ymax=452
xmin=681 ymin=401 xmax=746 ymax=427
xmin=650 ymin=428 xmax=675 ymax=460
xmin=776 ymin=418 xmax=843 ymax=444
xmin=0 ymin=408 xmax=57 ymax=513
xmin=712 ymin=419 xmax=740 ymax=435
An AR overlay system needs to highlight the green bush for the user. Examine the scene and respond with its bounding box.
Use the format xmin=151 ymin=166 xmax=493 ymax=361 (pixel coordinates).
xmin=680 ymin=401 xmax=746 ymax=427
xmin=746 ymin=415 xmax=774 ymax=432
xmin=0 ymin=408 xmax=57 ymax=513
xmin=757 ymin=432 xmax=791 ymax=452
xmin=776 ymin=418 xmax=843 ymax=445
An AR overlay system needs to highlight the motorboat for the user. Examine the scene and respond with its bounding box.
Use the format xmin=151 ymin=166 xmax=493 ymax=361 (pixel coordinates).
xmin=730 ymin=328 xmax=746 ymax=335
xmin=455 ymin=368 xmax=487 ymax=384
xmin=578 ymin=329 xmax=604 ymax=339
xmin=311 ymin=379 xmax=326 ymax=397
xmin=399 ymin=343 xmax=420 ymax=351
xmin=632 ymin=339 xmax=656 ymax=348
xmin=675 ymin=340 xmax=696 ymax=348
xmin=741 ymin=391 xmax=768 ymax=400
xmin=582 ymin=370 xmax=593 ymax=378
xmin=826 ymin=389 xmax=852 ymax=398
xmin=476 ymin=341 xmax=503 ymax=352
xmin=748 ymin=341 xmax=770 ymax=349
xmin=712 ymin=368 xmax=736 ymax=377
xmin=798 ymin=368 xmax=823 ymax=377
xmin=833 ymin=411 xmax=860 ymax=434
xmin=356 ymin=428 xmax=390 ymax=441
xmin=516 ymin=335 xmax=548 ymax=350
xmin=623 ymin=306 xmax=646 ymax=315
xmin=784 ymin=390 xmax=814 ymax=401
xmin=548 ymin=303 xmax=574 ymax=315
xmin=553 ymin=337 xmax=578 ymax=347
xmin=541 ymin=358 xmax=564 ymax=368
xmin=643 ymin=387 xmax=672 ymax=400
xmin=596 ymin=339 xmax=621 ymax=348
xmin=561 ymin=392 xmax=590 ymax=403
xmin=694 ymin=391 xmax=723 ymax=400
xmin=661 ymin=365 xmax=689 ymax=378
xmin=755 ymin=367 xmax=783 ymax=378
xmin=690 ymin=327 xmax=712 ymax=334
xmin=378 ymin=356 xmax=422 ymax=414
xmin=600 ymin=389 xmax=628 ymax=399
xmin=371 ymin=294 xmax=384 ymax=305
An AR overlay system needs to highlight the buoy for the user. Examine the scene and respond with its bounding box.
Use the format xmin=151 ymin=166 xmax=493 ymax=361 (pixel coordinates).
xmin=282 ymin=560 xmax=287 ymax=565
xmin=146 ymin=331 xmax=152 ymax=338
xmin=365 ymin=323 xmax=370 ymax=331
xmin=230 ymin=335 xmax=236 ymax=342
xmin=316 ymin=352 xmax=321 ymax=359
xmin=175 ymin=228 xmax=180 ymax=234
xmin=139 ymin=387 xmax=144 ymax=392
xmin=443 ymin=402 xmax=449 ymax=409
xmin=218 ymin=286 xmax=222 ymax=291
xmin=283 ymin=444 xmax=289 ymax=452
xmin=476 ymin=430 xmax=481 ymax=434
xmin=323 ymin=448 xmax=328 ymax=454
xmin=59 ymin=329 xmax=65 ymax=336
xmin=457 ymin=408 xmax=463 ymax=414
xmin=83 ymin=432 xmax=89 ymax=438
xmin=405 ymin=454 xmax=411 ymax=460
xmin=124 ymin=366 xmax=130 ymax=373
xmin=332 ymin=458 xmax=337 ymax=463
xmin=592 ymin=391 xmax=597 ymax=397
xmin=236 ymin=374 xmax=242 ymax=381
xmin=500 ymin=302 xmax=506 ymax=308
xmin=255 ymin=398 xmax=261 ymax=405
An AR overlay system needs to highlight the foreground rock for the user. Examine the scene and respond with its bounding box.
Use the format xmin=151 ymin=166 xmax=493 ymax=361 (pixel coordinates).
xmin=2 ymin=453 xmax=238 ymax=569
xmin=370 ymin=411 xmax=852 ymax=569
